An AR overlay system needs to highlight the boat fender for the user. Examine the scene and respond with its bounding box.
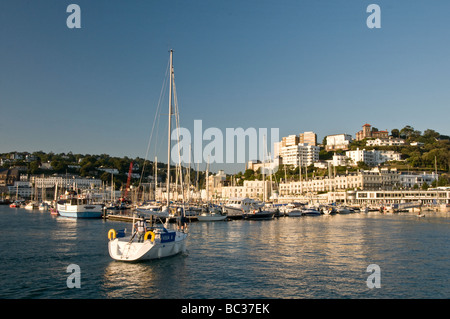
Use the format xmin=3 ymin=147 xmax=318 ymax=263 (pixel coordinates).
xmin=108 ymin=229 xmax=117 ymax=240
xmin=144 ymin=231 xmax=155 ymax=242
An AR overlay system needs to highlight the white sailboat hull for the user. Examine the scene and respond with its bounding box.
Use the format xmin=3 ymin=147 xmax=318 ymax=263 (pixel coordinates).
xmin=286 ymin=210 xmax=303 ymax=217
xmin=197 ymin=214 xmax=227 ymax=221
xmin=108 ymin=232 xmax=188 ymax=261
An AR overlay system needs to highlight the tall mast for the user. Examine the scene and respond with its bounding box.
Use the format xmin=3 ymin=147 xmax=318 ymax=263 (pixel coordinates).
xmin=167 ymin=49 xmax=173 ymax=206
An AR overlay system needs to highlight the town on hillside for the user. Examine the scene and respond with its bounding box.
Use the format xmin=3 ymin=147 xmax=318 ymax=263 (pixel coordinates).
xmin=1 ymin=124 xmax=449 ymax=208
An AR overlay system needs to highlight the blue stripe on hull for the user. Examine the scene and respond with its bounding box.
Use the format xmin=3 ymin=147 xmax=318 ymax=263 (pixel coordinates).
xmin=58 ymin=211 xmax=103 ymax=218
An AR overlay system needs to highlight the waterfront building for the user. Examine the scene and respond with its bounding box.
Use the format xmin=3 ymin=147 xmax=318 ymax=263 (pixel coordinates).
xmin=31 ymin=175 xmax=102 ymax=190
xmin=398 ymin=172 xmax=438 ymax=188
xmin=354 ymin=189 xmax=449 ymax=206
xmin=221 ymin=180 xmax=273 ymax=201
xmin=325 ymin=134 xmax=353 ymax=151
xmin=278 ymin=168 xmax=437 ymax=196
xmin=355 ymin=123 xmax=389 ymax=141
xmin=277 ymin=188 xmax=450 ymax=207
xmin=7 ymin=181 xmax=33 ymax=199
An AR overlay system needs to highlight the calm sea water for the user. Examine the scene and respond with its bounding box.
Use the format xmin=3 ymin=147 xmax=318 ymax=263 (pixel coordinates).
xmin=0 ymin=205 xmax=448 ymax=299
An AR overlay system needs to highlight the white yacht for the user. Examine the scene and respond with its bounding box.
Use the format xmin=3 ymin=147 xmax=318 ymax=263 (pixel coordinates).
xmin=222 ymin=197 xmax=259 ymax=219
xmin=108 ymin=50 xmax=188 ymax=262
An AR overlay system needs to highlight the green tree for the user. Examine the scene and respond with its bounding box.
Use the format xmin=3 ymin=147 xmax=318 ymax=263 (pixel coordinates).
xmin=400 ymin=125 xmax=414 ymax=138
xmin=243 ymin=169 xmax=255 ymax=180
xmin=357 ymin=161 xmax=370 ymax=170
xmin=391 ymin=129 xmax=399 ymax=138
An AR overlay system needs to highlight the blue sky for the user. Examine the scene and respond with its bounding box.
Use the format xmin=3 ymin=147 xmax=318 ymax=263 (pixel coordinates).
xmin=1 ymin=1 xmax=449 ymax=173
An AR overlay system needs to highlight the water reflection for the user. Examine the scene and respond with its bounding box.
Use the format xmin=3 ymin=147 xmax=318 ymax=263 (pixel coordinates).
xmin=2 ymin=205 xmax=448 ymax=299
xmin=102 ymin=255 xmax=189 ymax=298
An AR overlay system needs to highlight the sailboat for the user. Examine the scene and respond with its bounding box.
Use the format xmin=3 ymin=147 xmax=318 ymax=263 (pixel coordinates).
xmin=108 ymin=50 xmax=188 ymax=261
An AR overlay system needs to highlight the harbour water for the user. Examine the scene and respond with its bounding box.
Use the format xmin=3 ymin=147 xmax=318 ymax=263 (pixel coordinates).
xmin=0 ymin=205 xmax=448 ymax=299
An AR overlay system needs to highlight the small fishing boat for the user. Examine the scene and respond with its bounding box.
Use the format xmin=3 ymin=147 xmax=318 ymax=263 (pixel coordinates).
xmin=57 ymin=190 xmax=103 ymax=218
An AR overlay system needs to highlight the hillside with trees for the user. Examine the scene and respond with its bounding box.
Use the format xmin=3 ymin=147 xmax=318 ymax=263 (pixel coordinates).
xmin=0 ymin=151 xmax=205 ymax=190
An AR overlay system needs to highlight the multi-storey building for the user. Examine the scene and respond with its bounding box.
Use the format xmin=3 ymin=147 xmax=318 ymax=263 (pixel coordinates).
xmin=31 ymin=175 xmax=102 ymax=190
xmin=325 ymin=134 xmax=353 ymax=151
xmin=345 ymin=148 xmax=402 ymax=166
xmin=274 ymin=132 xmax=319 ymax=167
xmin=299 ymin=131 xmax=317 ymax=146
xmin=221 ymin=180 xmax=273 ymax=201
xmin=274 ymin=142 xmax=320 ymax=167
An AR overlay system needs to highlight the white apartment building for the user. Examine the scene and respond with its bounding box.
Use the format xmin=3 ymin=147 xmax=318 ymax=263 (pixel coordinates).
xmin=278 ymin=169 xmax=438 ymax=197
xmin=325 ymin=134 xmax=353 ymax=151
xmin=345 ymin=148 xmax=402 ymax=166
xmin=8 ymin=181 xmax=33 ymax=198
xmin=221 ymin=180 xmax=273 ymax=201
xmin=399 ymin=172 xmax=438 ymax=188
xmin=275 ymin=142 xmax=320 ymax=167
xmin=31 ymin=175 xmax=102 ymax=190
xmin=329 ymin=154 xmax=349 ymax=167
xmin=366 ymin=137 xmax=406 ymax=147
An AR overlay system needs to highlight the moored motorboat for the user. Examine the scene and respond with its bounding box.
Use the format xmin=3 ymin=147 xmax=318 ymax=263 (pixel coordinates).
xmin=283 ymin=203 xmax=304 ymax=217
xmin=302 ymin=207 xmax=321 ymax=216
xmin=337 ymin=206 xmax=352 ymax=214
xmin=57 ymin=190 xmax=103 ymax=218
xmin=243 ymin=207 xmax=275 ymax=220
xmin=286 ymin=210 xmax=303 ymax=217
xmin=222 ymin=197 xmax=259 ymax=219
